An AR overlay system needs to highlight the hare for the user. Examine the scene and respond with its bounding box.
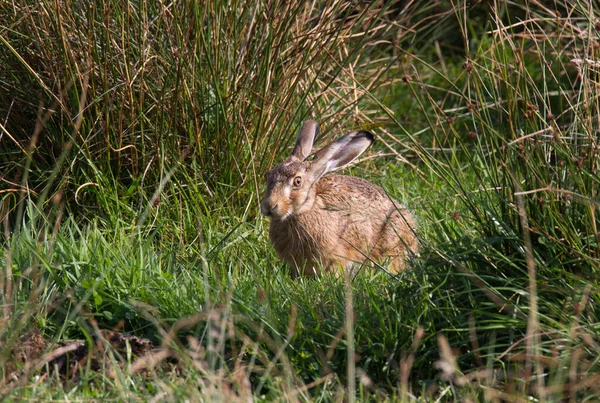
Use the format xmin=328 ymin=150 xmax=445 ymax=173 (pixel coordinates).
xmin=261 ymin=120 xmax=418 ymax=277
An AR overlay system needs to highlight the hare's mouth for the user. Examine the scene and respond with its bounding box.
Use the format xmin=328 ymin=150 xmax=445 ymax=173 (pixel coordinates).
xmin=270 ymin=209 xmax=293 ymax=221
xmin=268 ymin=209 xmax=292 ymax=221
xmin=276 ymin=211 xmax=292 ymax=221
xmin=261 ymin=201 xmax=291 ymax=220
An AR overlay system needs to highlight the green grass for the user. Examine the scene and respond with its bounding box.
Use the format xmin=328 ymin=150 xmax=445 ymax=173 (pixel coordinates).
xmin=2 ymin=0 xmax=600 ymax=401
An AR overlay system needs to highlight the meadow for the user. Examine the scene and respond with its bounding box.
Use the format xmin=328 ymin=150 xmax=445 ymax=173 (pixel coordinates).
xmin=1 ymin=0 xmax=599 ymax=401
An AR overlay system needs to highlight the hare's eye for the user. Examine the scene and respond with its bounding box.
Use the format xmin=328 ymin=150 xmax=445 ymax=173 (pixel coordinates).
xmin=293 ymin=176 xmax=302 ymax=187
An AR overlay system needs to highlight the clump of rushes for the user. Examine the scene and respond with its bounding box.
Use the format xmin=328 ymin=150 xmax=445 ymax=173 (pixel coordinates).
xmin=0 ymin=0 xmax=443 ymax=226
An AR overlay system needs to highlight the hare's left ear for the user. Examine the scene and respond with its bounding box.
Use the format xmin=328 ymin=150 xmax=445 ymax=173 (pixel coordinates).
xmin=291 ymin=120 xmax=319 ymax=161
xmin=309 ymin=131 xmax=374 ymax=179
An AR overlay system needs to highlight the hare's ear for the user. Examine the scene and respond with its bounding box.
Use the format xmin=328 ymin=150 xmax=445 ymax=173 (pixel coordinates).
xmin=309 ymin=131 xmax=374 ymax=178
xmin=291 ymin=120 xmax=319 ymax=161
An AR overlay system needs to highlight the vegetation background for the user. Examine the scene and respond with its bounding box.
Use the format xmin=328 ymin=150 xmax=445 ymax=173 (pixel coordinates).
xmin=1 ymin=0 xmax=599 ymax=401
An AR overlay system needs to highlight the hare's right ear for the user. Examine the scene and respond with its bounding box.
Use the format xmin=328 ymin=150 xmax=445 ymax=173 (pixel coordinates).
xmin=291 ymin=120 xmax=319 ymax=161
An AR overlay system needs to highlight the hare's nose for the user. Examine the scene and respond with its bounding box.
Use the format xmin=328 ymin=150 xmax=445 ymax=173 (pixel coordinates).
xmin=261 ymin=200 xmax=278 ymax=216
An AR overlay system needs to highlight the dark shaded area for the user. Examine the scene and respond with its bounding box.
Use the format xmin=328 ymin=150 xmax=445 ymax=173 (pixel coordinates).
xmin=8 ymin=330 xmax=155 ymax=382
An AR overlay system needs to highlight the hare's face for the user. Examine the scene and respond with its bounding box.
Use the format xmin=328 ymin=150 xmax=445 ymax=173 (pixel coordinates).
xmin=261 ymin=119 xmax=374 ymax=222
xmin=260 ymin=158 xmax=313 ymax=220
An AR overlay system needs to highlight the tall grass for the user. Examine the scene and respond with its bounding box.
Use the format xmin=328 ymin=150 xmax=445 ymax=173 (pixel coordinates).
xmin=1 ymin=0 xmax=600 ymax=401
xmin=377 ymin=0 xmax=600 ymax=399
xmin=0 ymin=0 xmax=437 ymax=222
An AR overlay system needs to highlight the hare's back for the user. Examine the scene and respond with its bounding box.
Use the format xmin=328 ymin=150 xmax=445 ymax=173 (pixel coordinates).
xmin=315 ymin=174 xmax=417 ymax=249
xmin=315 ymin=174 xmax=398 ymax=211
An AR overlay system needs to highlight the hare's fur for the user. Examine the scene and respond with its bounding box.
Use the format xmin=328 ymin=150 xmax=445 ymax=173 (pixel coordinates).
xmin=261 ymin=120 xmax=417 ymax=276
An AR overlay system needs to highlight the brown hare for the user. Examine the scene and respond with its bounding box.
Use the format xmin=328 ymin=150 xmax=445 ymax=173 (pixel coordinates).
xmin=261 ymin=120 xmax=418 ymax=277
